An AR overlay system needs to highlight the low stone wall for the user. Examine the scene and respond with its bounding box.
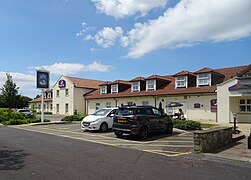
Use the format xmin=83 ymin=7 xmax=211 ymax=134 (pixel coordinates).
xmin=193 ymin=127 xmax=232 ymax=153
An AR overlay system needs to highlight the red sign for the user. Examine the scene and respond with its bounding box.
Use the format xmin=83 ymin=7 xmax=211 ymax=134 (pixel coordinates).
xmin=211 ymin=99 xmax=217 ymax=112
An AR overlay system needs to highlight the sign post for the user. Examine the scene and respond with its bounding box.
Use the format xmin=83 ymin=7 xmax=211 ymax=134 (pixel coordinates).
xmin=36 ymin=70 xmax=50 ymax=123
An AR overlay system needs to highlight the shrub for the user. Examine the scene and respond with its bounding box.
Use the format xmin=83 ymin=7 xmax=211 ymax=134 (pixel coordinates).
xmin=61 ymin=114 xmax=87 ymax=121
xmin=173 ymin=119 xmax=202 ymax=131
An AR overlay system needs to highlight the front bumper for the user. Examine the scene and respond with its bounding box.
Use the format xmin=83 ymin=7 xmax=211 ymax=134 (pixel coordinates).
xmin=81 ymin=121 xmax=101 ymax=131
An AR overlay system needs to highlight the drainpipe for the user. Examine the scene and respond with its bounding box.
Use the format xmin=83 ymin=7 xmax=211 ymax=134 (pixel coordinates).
xmin=113 ymin=98 xmax=118 ymax=107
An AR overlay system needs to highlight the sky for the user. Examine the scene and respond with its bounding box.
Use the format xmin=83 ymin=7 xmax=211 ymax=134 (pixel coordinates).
xmin=0 ymin=0 xmax=251 ymax=98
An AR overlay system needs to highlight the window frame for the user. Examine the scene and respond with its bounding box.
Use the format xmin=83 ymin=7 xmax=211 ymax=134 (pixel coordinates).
xmin=132 ymin=81 xmax=140 ymax=92
xmin=106 ymin=102 xmax=112 ymax=108
xmin=65 ymin=103 xmax=69 ymax=113
xmin=175 ymin=76 xmax=187 ymax=88
xmin=197 ymin=73 xmax=211 ymax=86
xmin=95 ymin=103 xmax=101 ymax=111
xmin=111 ymin=84 xmax=118 ymax=94
xmin=146 ymin=79 xmax=156 ymax=91
xmin=239 ymin=99 xmax=251 ymax=113
xmin=56 ymin=90 xmax=60 ymax=97
xmin=100 ymin=85 xmax=107 ymax=95
xmin=65 ymin=89 xmax=69 ymax=96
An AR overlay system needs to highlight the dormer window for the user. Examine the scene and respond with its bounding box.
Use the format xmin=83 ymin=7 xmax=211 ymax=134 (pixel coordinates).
xmin=176 ymin=76 xmax=187 ymax=88
xmin=132 ymin=82 xmax=140 ymax=92
xmin=146 ymin=79 xmax=156 ymax=91
xmin=111 ymin=84 xmax=118 ymax=93
xmin=100 ymin=86 xmax=107 ymax=94
xmin=197 ymin=73 xmax=211 ymax=86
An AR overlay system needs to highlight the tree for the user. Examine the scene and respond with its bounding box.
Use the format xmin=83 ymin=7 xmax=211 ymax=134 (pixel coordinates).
xmin=0 ymin=73 xmax=21 ymax=109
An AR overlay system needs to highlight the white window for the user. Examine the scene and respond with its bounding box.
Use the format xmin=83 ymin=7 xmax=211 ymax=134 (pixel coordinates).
xmin=56 ymin=104 xmax=59 ymax=113
xmin=239 ymin=99 xmax=251 ymax=113
xmin=100 ymin=86 xmax=107 ymax=94
xmin=56 ymin=90 xmax=60 ymax=97
xmin=132 ymin=82 xmax=140 ymax=92
xmin=96 ymin=103 xmax=100 ymax=110
xmin=48 ymin=93 xmax=51 ymax=99
xmin=65 ymin=103 xmax=69 ymax=113
xmin=111 ymin=84 xmax=118 ymax=93
xmin=106 ymin=102 xmax=112 ymax=108
xmin=197 ymin=73 xmax=211 ymax=86
xmin=65 ymin=89 xmax=69 ymax=96
xmin=146 ymin=80 xmax=156 ymax=91
xmin=176 ymin=76 xmax=187 ymax=88
xmin=142 ymin=101 xmax=149 ymax=106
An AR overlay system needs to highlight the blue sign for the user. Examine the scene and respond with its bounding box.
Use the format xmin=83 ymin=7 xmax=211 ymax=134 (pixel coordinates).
xmin=36 ymin=70 xmax=50 ymax=89
xmin=58 ymin=79 xmax=66 ymax=88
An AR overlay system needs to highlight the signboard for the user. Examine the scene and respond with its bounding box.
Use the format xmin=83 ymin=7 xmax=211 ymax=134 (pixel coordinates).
xmin=58 ymin=79 xmax=66 ymax=88
xmin=211 ymin=99 xmax=217 ymax=112
xmin=36 ymin=70 xmax=50 ymax=89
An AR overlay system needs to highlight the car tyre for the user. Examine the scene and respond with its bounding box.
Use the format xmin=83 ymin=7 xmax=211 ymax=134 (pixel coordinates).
xmin=100 ymin=122 xmax=108 ymax=132
xmin=139 ymin=126 xmax=148 ymax=140
xmin=114 ymin=131 xmax=123 ymax=138
xmin=166 ymin=122 xmax=173 ymax=134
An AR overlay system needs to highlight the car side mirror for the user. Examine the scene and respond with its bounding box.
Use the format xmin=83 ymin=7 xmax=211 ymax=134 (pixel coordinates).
xmin=109 ymin=114 xmax=114 ymax=117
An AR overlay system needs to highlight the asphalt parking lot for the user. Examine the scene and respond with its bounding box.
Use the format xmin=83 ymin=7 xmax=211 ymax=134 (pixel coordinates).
xmin=13 ymin=122 xmax=194 ymax=157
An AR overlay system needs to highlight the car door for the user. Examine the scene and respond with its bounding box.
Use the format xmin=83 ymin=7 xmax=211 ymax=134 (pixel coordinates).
xmin=151 ymin=108 xmax=165 ymax=130
xmin=106 ymin=109 xmax=117 ymax=129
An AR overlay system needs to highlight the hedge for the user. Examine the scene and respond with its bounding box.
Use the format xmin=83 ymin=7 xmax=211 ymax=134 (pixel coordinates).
xmin=61 ymin=114 xmax=87 ymax=121
xmin=172 ymin=119 xmax=202 ymax=131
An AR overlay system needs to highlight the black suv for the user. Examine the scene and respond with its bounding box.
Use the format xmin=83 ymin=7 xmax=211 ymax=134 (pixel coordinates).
xmin=113 ymin=106 xmax=173 ymax=140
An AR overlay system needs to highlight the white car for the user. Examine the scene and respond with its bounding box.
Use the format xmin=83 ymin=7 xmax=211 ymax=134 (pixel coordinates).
xmin=81 ymin=108 xmax=118 ymax=132
xmin=17 ymin=109 xmax=32 ymax=115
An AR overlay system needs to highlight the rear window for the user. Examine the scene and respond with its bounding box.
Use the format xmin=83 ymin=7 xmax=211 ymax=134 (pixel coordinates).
xmin=117 ymin=108 xmax=150 ymax=115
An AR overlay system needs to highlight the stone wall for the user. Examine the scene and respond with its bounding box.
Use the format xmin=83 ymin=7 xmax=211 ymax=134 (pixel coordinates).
xmin=193 ymin=127 xmax=232 ymax=153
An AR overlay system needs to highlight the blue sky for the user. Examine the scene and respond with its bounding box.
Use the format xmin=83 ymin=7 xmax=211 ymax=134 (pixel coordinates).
xmin=0 ymin=0 xmax=251 ymax=98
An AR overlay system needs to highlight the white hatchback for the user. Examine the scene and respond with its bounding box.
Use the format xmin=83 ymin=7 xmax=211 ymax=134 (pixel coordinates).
xmin=81 ymin=108 xmax=118 ymax=132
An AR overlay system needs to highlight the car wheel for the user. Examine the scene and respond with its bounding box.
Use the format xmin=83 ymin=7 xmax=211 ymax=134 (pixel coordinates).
xmin=114 ymin=131 xmax=123 ymax=138
xmin=139 ymin=126 xmax=148 ymax=140
xmin=100 ymin=122 xmax=108 ymax=132
xmin=166 ymin=122 xmax=173 ymax=134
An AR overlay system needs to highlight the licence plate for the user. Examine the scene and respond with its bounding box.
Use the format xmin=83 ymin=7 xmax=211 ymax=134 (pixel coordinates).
xmin=117 ymin=119 xmax=127 ymax=123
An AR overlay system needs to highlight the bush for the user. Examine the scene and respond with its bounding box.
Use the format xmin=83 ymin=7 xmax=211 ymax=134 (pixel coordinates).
xmin=173 ymin=119 xmax=202 ymax=131
xmin=61 ymin=114 xmax=87 ymax=121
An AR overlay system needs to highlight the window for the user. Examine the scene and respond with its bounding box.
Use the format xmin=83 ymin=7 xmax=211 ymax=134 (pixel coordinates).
xmin=65 ymin=89 xmax=69 ymax=96
xmin=146 ymin=80 xmax=156 ymax=91
xmin=152 ymin=108 xmax=162 ymax=116
xmin=127 ymin=102 xmax=133 ymax=106
xmin=111 ymin=84 xmax=118 ymax=93
xmin=50 ymin=104 xmax=53 ymax=110
xmin=44 ymin=104 xmax=46 ymax=110
xmin=132 ymin=82 xmax=140 ymax=92
xmin=106 ymin=102 xmax=112 ymax=108
xmin=197 ymin=73 xmax=211 ymax=86
xmin=48 ymin=93 xmax=51 ymax=99
xmin=96 ymin=103 xmax=100 ymax=110
xmin=176 ymin=76 xmax=187 ymax=88
xmin=239 ymin=99 xmax=251 ymax=112
xmin=56 ymin=104 xmax=59 ymax=113
xmin=142 ymin=101 xmax=149 ymax=106
xmin=38 ymin=104 xmax=41 ymax=110
xmin=100 ymin=86 xmax=107 ymax=94
xmin=65 ymin=103 xmax=69 ymax=113
xmin=56 ymin=90 xmax=60 ymax=97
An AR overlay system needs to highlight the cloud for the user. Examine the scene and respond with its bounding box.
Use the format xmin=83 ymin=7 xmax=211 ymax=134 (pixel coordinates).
xmin=93 ymin=27 xmax=124 ymax=48
xmin=123 ymin=0 xmax=251 ymax=58
xmin=28 ymin=62 xmax=112 ymax=75
xmin=85 ymin=61 xmax=112 ymax=72
xmin=92 ymin=0 xmax=168 ymax=19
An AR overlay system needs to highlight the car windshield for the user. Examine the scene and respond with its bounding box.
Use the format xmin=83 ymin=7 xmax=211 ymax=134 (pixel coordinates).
xmin=92 ymin=109 xmax=111 ymax=116
xmin=18 ymin=109 xmax=29 ymax=112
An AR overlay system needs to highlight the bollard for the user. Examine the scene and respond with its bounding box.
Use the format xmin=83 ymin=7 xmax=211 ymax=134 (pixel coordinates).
xmin=248 ymin=134 xmax=251 ymax=149
xmin=233 ymin=113 xmax=237 ymax=134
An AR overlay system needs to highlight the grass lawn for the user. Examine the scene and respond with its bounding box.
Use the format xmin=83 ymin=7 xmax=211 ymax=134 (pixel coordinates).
xmin=201 ymin=123 xmax=217 ymax=129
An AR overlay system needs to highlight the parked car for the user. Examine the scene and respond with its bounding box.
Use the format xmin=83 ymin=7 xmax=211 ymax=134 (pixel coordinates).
xmin=81 ymin=108 xmax=118 ymax=132
xmin=17 ymin=109 xmax=32 ymax=115
xmin=113 ymin=105 xmax=173 ymax=140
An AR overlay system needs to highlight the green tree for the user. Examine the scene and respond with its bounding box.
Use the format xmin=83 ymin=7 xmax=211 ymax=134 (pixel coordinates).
xmin=0 ymin=73 xmax=21 ymax=109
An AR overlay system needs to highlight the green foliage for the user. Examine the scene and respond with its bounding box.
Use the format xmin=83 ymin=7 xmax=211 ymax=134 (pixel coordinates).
xmin=36 ymin=112 xmax=53 ymax=115
xmin=173 ymin=119 xmax=202 ymax=130
xmin=61 ymin=114 xmax=87 ymax=121
xmin=0 ymin=73 xmax=20 ymax=109
xmin=201 ymin=123 xmax=217 ymax=129
xmin=0 ymin=108 xmax=47 ymax=125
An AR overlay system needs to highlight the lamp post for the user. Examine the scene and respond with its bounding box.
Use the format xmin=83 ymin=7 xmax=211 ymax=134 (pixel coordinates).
xmin=233 ymin=113 xmax=237 ymax=134
xmin=248 ymin=122 xmax=251 ymax=149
